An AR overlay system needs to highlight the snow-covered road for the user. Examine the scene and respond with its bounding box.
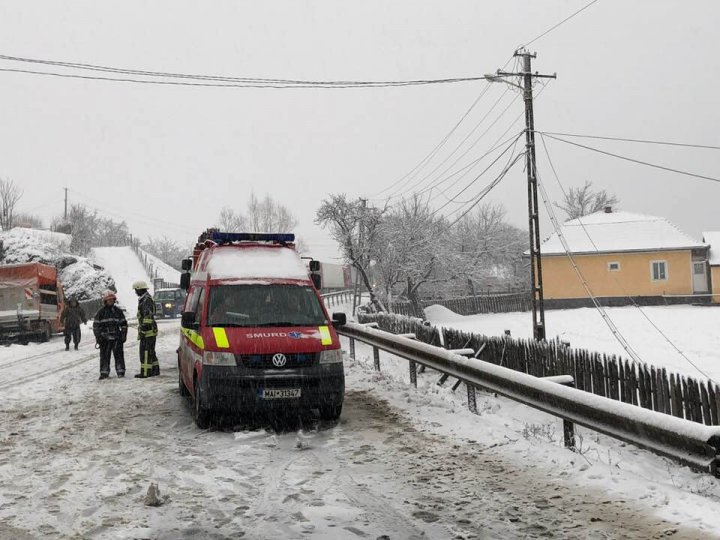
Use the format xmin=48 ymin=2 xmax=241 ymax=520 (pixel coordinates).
xmin=0 ymin=320 xmax=717 ymax=539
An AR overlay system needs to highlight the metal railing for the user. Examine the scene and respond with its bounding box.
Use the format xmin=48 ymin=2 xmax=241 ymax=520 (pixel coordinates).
xmin=321 ymin=289 xmax=353 ymax=308
xmin=337 ymin=322 xmax=720 ymax=475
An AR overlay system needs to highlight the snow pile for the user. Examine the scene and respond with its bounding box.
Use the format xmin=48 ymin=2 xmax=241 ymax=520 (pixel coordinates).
xmin=58 ymin=257 xmax=115 ymax=301
xmin=0 ymin=228 xmax=115 ymax=301
xmin=0 ymin=227 xmax=70 ymax=264
xmin=423 ymin=304 xmax=465 ymax=322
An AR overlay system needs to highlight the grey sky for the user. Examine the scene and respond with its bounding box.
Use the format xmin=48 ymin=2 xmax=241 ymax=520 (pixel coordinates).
xmin=1 ymin=1 xmax=718 ymax=261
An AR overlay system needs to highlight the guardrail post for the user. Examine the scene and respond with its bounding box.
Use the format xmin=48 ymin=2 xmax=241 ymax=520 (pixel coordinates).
xmin=349 ymin=337 xmax=356 ymax=359
xmin=373 ymin=346 xmax=380 ymax=371
xmin=563 ymin=419 xmax=575 ymax=450
xmin=467 ymin=384 xmax=477 ymax=414
xmin=409 ymin=360 xmax=417 ymax=387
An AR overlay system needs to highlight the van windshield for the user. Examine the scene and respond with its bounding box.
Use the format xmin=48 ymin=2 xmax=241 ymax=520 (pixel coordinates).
xmin=208 ymin=284 xmax=327 ymax=327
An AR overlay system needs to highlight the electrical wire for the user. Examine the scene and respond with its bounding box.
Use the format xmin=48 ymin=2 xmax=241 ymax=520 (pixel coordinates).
xmin=543 ymin=134 xmax=720 ymax=184
xmin=540 ymin=131 xmax=720 ymax=151
xmin=522 ymin=0 xmax=601 ymax=48
xmin=539 ymin=134 xmax=719 ymax=383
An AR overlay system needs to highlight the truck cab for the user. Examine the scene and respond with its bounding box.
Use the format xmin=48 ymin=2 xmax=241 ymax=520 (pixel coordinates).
xmin=177 ymin=231 xmax=346 ymax=428
xmin=154 ymin=287 xmax=186 ymax=318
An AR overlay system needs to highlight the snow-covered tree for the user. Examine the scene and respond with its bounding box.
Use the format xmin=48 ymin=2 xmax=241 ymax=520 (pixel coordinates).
xmin=554 ymin=180 xmax=619 ymax=220
xmin=315 ymin=194 xmax=386 ymax=312
xmin=143 ymin=236 xmax=188 ymax=270
xmin=217 ymin=206 xmax=246 ymax=232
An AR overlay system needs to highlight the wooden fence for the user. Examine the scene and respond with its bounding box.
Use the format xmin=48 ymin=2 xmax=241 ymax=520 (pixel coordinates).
xmin=390 ymin=290 xmax=531 ymax=318
xmin=357 ymin=312 xmax=720 ymax=426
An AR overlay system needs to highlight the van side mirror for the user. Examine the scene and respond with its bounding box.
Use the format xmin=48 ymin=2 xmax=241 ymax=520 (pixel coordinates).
xmin=180 ymin=273 xmax=190 ymax=290
xmin=331 ymin=312 xmax=346 ymax=328
xmin=181 ymin=258 xmax=192 ymax=271
xmin=311 ymin=273 xmax=322 ymax=289
xmin=181 ymin=311 xmax=197 ymax=329
xmin=309 ymin=260 xmax=320 ymax=272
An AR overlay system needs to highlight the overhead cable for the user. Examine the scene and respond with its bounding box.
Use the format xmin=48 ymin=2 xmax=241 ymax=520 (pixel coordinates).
xmin=541 ymin=131 xmax=720 ymax=151
xmin=522 ymin=0 xmax=601 ymax=48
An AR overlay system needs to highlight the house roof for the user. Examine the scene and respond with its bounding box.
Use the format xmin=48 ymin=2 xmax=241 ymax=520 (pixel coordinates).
xmin=702 ymin=231 xmax=720 ymax=265
xmin=536 ymin=211 xmax=707 ymax=256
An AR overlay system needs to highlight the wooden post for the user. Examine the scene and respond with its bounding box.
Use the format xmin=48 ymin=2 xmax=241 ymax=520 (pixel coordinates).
xmin=373 ymin=346 xmax=380 ymax=371
xmin=409 ymin=360 xmax=417 ymax=387
xmin=349 ymin=337 xmax=355 ymax=359
xmin=467 ymin=384 xmax=477 ymax=414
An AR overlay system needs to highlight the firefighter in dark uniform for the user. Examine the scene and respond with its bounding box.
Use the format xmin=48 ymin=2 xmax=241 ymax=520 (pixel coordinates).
xmin=93 ymin=290 xmax=128 ymax=379
xmin=60 ymin=297 xmax=87 ymax=350
xmin=133 ymin=280 xmax=159 ymax=378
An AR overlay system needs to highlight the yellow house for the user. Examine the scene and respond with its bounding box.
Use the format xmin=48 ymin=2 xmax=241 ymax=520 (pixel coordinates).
xmin=702 ymin=232 xmax=720 ymax=303
xmin=535 ymin=209 xmax=710 ymax=307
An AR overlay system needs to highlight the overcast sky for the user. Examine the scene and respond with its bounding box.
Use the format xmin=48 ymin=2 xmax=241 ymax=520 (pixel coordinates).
xmin=1 ymin=1 xmax=719 ymax=261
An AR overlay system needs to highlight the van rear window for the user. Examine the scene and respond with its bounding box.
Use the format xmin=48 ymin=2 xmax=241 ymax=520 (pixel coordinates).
xmin=208 ymin=285 xmax=326 ymax=328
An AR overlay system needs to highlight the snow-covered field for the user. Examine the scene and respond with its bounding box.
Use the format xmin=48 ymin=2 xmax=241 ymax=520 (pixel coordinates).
xmin=92 ymin=247 xmax=152 ymax=312
xmin=424 ymin=303 xmax=720 ymax=383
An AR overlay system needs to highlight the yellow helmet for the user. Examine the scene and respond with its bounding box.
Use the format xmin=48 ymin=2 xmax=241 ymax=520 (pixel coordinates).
xmin=132 ymin=280 xmax=149 ymax=290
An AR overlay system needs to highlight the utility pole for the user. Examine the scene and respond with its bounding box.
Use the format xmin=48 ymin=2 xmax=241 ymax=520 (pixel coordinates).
xmin=64 ymin=187 xmax=68 ymax=220
xmin=352 ymin=198 xmax=367 ymax=315
xmin=495 ymin=50 xmax=555 ymax=341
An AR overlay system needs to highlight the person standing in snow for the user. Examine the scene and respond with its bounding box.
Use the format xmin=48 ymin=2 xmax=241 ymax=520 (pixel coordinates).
xmin=93 ymin=290 xmax=128 ymax=379
xmin=60 ymin=297 xmax=87 ymax=350
xmin=132 ymin=280 xmax=159 ymax=378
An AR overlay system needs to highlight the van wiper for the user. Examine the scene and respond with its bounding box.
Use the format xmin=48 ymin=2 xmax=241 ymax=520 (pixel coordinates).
xmin=256 ymin=322 xmax=298 ymax=327
xmin=214 ymin=323 xmax=251 ymax=328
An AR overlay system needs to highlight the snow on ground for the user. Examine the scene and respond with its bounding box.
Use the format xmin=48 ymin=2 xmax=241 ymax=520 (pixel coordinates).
xmin=137 ymin=248 xmax=181 ymax=285
xmin=92 ymin=247 xmax=152 ymax=313
xmin=425 ymin=303 xmax=720 ymax=383
xmin=0 ymin=296 xmax=719 ymax=538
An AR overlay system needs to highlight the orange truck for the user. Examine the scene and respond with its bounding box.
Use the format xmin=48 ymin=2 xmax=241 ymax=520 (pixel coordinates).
xmin=0 ymin=262 xmax=65 ymax=343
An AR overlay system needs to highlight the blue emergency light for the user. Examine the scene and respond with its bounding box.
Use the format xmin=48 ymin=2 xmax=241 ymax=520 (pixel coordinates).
xmin=211 ymin=232 xmax=295 ymax=244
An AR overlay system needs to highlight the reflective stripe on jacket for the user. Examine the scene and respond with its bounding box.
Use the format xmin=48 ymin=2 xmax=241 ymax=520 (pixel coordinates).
xmin=93 ymin=305 xmax=128 ymax=341
xmin=137 ymin=292 xmax=158 ymax=338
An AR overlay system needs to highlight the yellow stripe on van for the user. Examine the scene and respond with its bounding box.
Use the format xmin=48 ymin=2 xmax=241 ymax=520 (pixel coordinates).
xmin=318 ymin=325 xmax=332 ymax=346
xmin=182 ymin=328 xmax=205 ymax=350
xmin=213 ymin=327 xmax=230 ymax=349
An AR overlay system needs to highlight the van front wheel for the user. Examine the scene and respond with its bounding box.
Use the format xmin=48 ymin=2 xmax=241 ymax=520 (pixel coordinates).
xmin=319 ymin=403 xmax=342 ymax=422
xmin=193 ymin=380 xmax=211 ymax=429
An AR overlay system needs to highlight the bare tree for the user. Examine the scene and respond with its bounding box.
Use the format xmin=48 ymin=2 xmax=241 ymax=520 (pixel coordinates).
xmin=246 ymin=192 xmax=298 ymax=232
xmin=0 ymin=178 xmax=23 ymax=231
xmin=554 ymin=180 xmax=619 ymax=220
xmin=316 ymin=194 xmax=386 ymax=312
xmin=143 ymin=236 xmax=188 ymax=270
xmin=217 ymin=206 xmax=246 ymax=232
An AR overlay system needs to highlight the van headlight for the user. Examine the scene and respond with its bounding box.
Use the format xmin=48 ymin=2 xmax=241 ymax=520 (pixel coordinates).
xmin=203 ymin=351 xmax=236 ymax=366
xmin=319 ymin=349 xmax=343 ymax=364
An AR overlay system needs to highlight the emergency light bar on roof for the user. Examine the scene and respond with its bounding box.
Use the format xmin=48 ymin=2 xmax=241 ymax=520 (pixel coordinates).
xmin=210 ymin=232 xmax=295 ymax=244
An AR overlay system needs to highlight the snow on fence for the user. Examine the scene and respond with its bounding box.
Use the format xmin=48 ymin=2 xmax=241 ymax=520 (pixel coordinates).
xmin=125 ymin=236 xmax=179 ymax=289
xmin=390 ymin=290 xmax=531 ymax=318
xmin=357 ymin=311 xmax=720 ymax=427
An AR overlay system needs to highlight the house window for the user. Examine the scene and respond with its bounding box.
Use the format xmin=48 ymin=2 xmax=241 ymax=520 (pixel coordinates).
xmin=651 ymin=261 xmax=668 ymax=281
xmin=608 ymin=262 xmax=620 ymax=272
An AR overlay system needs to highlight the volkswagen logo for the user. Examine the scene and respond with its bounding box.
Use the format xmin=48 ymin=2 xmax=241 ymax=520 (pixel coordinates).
xmin=272 ymin=353 xmax=287 ymax=367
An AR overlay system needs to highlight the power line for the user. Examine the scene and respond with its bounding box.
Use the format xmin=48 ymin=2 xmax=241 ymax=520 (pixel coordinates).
xmin=541 ymin=131 xmax=720 ymax=151
xmin=538 ymin=134 xmax=718 ymax=384
xmin=522 ymin=0 xmax=601 ymax=48
xmin=543 ymin=133 xmax=720 ymax=184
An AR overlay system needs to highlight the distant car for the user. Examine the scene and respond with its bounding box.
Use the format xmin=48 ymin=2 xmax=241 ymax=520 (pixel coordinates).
xmin=154 ymin=288 xmax=186 ymax=318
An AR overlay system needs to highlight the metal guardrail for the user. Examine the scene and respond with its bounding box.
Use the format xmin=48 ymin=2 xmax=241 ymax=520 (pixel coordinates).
xmin=337 ymin=322 xmax=720 ymax=475
xmin=320 ymin=289 xmax=353 ymax=308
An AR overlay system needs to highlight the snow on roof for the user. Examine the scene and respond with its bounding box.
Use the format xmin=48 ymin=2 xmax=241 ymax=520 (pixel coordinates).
xmin=702 ymin=231 xmax=720 ymax=265
xmin=203 ymin=245 xmax=310 ymax=281
xmin=536 ymin=211 xmax=706 ymax=256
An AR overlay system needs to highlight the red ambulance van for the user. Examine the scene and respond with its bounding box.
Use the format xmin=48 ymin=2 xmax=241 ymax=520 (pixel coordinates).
xmin=177 ymin=231 xmax=346 ymax=428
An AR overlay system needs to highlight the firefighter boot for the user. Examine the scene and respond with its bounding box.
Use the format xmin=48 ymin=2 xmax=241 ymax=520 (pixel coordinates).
xmin=99 ymin=373 xmax=109 ymax=380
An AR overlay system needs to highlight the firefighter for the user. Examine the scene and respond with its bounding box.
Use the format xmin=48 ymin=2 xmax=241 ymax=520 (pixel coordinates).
xmin=92 ymin=290 xmax=128 ymax=380
xmin=133 ymin=280 xmax=159 ymax=378
xmin=60 ymin=297 xmax=87 ymax=350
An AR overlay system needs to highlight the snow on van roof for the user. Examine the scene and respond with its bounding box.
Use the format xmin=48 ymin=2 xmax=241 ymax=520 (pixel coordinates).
xmin=204 ymin=245 xmax=309 ymax=280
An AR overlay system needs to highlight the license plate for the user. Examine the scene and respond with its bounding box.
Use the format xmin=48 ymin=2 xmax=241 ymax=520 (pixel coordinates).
xmin=260 ymin=388 xmax=301 ymax=399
